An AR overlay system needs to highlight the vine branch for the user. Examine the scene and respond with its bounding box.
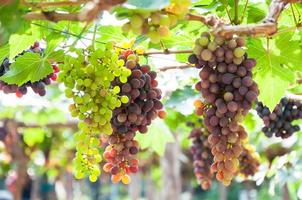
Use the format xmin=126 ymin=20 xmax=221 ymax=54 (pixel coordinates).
xmin=142 ymin=49 xmax=193 ymax=56
xmin=187 ymin=0 xmax=294 ymax=37
xmin=158 ymin=65 xmax=195 ymax=72
xmin=24 ymin=0 xmax=126 ymax=22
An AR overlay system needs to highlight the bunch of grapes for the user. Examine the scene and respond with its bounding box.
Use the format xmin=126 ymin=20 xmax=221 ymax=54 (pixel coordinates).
xmin=102 ymin=50 xmax=163 ymax=184
xmin=188 ymin=32 xmax=259 ymax=186
xmin=256 ymin=98 xmax=302 ymax=138
xmin=120 ymin=0 xmax=191 ymax=43
xmin=187 ymin=120 xmax=214 ymax=190
xmin=0 ymin=42 xmax=59 ymax=97
xmin=58 ymin=43 xmax=132 ymax=182
xmin=238 ymin=143 xmax=260 ymax=178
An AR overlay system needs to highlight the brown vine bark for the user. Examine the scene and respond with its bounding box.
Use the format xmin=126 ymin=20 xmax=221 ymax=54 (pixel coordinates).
xmin=160 ymin=135 xmax=181 ymax=200
xmin=5 ymin=120 xmax=29 ymax=200
xmin=24 ymin=0 xmax=126 ymax=22
xmin=188 ymin=0 xmax=291 ymax=37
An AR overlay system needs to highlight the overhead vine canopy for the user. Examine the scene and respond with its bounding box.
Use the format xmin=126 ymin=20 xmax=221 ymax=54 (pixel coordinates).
xmin=1 ymin=0 xmax=302 ymax=197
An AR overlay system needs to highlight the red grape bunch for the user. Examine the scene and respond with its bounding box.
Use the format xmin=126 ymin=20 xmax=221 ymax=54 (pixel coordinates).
xmin=0 ymin=42 xmax=59 ymax=97
xmin=103 ymin=50 xmax=164 ymax=184
xmin=256 ymin=98 xmax=302 ymax=138
xmin=187 ymin=120 xmax=214 ymax=190
xmin=188 ymin=32 xmax=259 ymax=186
xmin=238 ymin=143 xmax=260 ymax=178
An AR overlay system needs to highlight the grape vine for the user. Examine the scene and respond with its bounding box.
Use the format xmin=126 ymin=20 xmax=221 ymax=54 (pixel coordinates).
xmin=256 ymin=98 xmax=302 ymax=138
xmin=102 ymin=50 xmax=164 ymax=184
xmin=188 ymin=32 xmax=259 ymax=186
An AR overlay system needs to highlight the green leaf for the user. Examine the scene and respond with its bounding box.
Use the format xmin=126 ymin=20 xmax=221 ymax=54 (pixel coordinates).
xmin=166 ymin=85 xmax=198 ymax=107
xmin=0 ymin=52 xmax=53 ymax=86
xmin=45 ymin=34 xmax=64 ymax=56
xmin=23 ymin=128 xmax=45 ymax=147
xmin=0 ymin=44 xmax=9 ymax=63
xmin=247 ymin=4 xmax=267 ymax=23
xmin=247 ymin=35 xmax=297 ymax=111
xmin=47 ymin=50 xmax=65 ymax=62
xmin=8 ymin=34 xmax=36 ymax=60
xmin=135 ymin=119 xmax=174 ymax=156
xmin=242 ymin=112 xmax=257 ymax=132
xmin=126 ymin=0 xmax=169 ymax=10
xmin=97 ymin=26 xmax=127 ymax=44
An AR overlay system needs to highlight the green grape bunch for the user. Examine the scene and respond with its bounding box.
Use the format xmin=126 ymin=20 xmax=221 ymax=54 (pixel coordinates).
xmin=58 ymin=43 xmax=131 ymax=182
xmin=120 ymin=0 xmax=191 ymax=44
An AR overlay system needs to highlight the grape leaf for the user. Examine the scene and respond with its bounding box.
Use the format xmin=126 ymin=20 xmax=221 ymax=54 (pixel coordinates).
xmin=23 ymin=128 xmax=45 ymax=147
xmin=8 ymin=34 xmax=36 ymax=60
xmin=135 ymin=119 xmax=174 ymax=156
xmin=247 ymin=4 xmax=267 ymax=23
xmin=97 ymin=26 xmax=127 ymax=44
xmin=47 ymin=50 xmax=65 ymax=62
xmin=0 ymin=44 xmax=9 ymax=63
xmin=248 ymin=35 xmax=297 ymax=111
xmin=0 ymin=52 xmax=53 ymax=86
xmin=125 ymin=0 xmax=169 ymax=10
xmin=45 ymin=34 xmax=64 ymax=56
xmin=166 ymin=86 xmax=198 ymax=108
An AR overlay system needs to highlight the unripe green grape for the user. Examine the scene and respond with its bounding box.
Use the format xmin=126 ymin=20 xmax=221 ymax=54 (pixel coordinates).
xmin=150 ymin=13 xmax=161 ymax=24
xmin=159 ymin=15 xmax=170 ymax=26
xmin=123 ymin=68 xmax=131 ymax=77
xmin=57 ymin=73 xmax=65 ymax=82
xmin=117 ymin=59 xmax=124 ymax=66
xmin=89 ymin=175 xmax=98 ymax=182
xmin=193 ymin=45 xmax=203 ymax=55
xmin=99 ymin=108 xmax=106 ymax=114
xmin=95 ymin=154 xmax=102 ymax=163
xmin=77 ymin=79 xmax=84 ymax=86
xmin=119 ymin=76 xmax=128 ymax=83
xmin=233 ymin=47 xmax=245 ymax=58
xmin=75 ymin=171 xmax=85 ymax=179
xmin=65 ymin=88 xmax=73 ymax=98
xmin=113 ymin=69 xmax=121 ymax=76
xmin=149 ymin=31 xmax=161 ymax=44
xmin=90 ymin=83 xmax=98 ymax=90
xmin=169 ymin=15 xmax=178 ymax=26
xmin=79 ymin=113 xmax=86 ymax=120
xmin=132 ymin=27 xmax=143 ymax=35
xmin=199 ymin=36 xmax=209 ymax=46
xmin=121 ymin=95 xmax=129 ymax=103
xmin=122 ymin=23 xmax=131 ymax=33
xmin=79 ymin=106 xmax=88 ymax=113
xmin=75 ymin=96 xmax=83 ymax=104
xmin=127 ymin=54 xmax=137 ymax=61
xmin=130 ymin=15 xmax=144 ymax=28
xmin=201 ymin=49 xmax=213 ymax=61
xmin=84 ymin=79 xmax=92 ymax=87
xmin=116 ymin=100 xmax=122 ymax=107
xmin=86 ymin=65 xmax=94 ymax=74
xmin=208 ymin=42 xmax=217 ymax=51
xmin=233 ymin=57 xmax=243 ymax=65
